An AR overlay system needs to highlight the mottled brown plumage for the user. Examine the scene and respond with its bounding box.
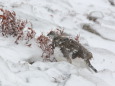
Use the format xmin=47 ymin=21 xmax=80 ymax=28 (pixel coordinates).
xmin=47 ymin=31 xmax=97 ymax=73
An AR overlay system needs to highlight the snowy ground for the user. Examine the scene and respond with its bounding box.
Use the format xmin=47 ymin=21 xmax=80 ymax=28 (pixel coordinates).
xmin=0 ymin=0 xmax=115 ymax=86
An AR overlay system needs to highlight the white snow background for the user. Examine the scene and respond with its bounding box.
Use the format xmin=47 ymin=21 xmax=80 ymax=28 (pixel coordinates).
xmin=0 ymin=0 xmax=115 ymax=86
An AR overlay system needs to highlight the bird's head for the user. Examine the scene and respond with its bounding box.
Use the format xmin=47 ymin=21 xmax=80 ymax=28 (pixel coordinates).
xmin=47 ymin=31 xmax=58 ymax=39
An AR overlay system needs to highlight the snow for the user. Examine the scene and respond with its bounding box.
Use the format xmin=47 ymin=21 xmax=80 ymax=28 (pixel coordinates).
xmin=88 ymin=11 xmax=104 ymax=19
xmin=0 ymin=0 xmax=115 ymax=86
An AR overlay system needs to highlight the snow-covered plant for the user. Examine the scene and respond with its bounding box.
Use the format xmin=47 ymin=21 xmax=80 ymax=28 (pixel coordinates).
xmin=0 ymin=8 xmax=36 ymax=45
xmin=24 ymin=27 xmax=36 ymax=44
xmin=36 ymin=34 xmax=54 ymax=61
xmin=0 ymin=8 xmax=27 ymax=37
xmin=15 ymin=27 xmax=36 ymax=45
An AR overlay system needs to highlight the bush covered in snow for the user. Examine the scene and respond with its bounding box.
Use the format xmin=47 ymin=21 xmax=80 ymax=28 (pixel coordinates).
xmin=0 ymin=8 xmax=36 ymax=45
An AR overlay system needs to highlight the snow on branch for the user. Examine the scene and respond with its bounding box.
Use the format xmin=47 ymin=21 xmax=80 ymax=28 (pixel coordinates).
xmin=36 ymin=33 xmax=55 ymax=61
xmin=0 ymin=8 xmax=36 ymax=45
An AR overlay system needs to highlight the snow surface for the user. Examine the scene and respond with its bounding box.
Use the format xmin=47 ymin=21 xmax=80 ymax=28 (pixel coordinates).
xmin=0 ymin=0 xmax=115 ymax=86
